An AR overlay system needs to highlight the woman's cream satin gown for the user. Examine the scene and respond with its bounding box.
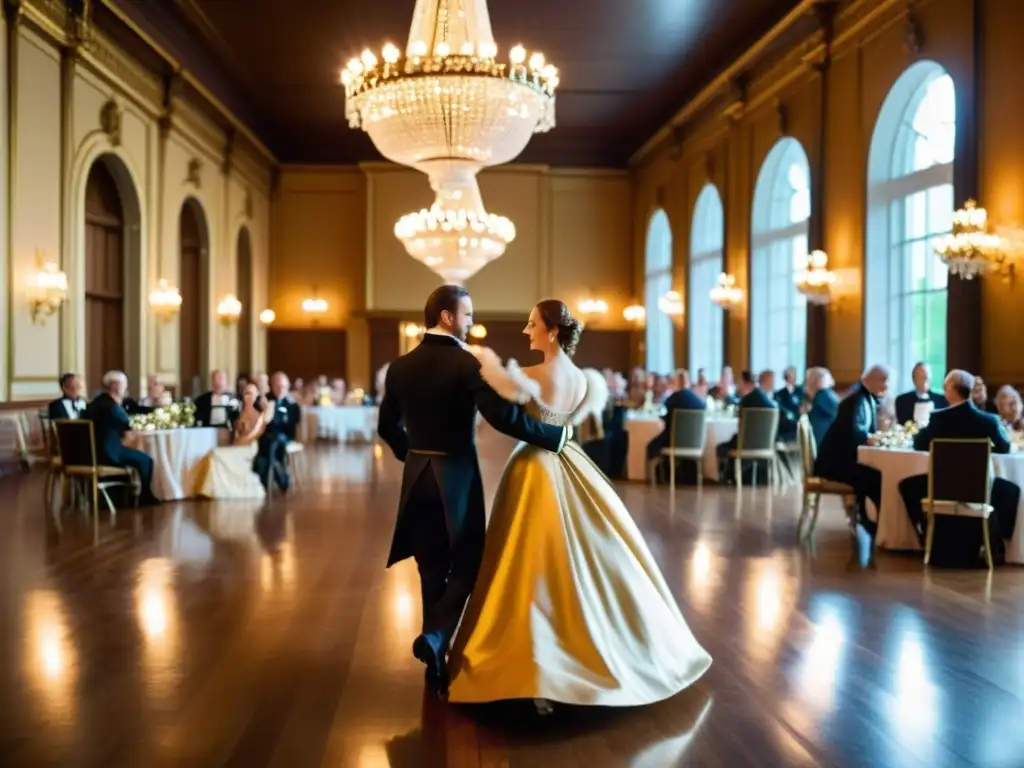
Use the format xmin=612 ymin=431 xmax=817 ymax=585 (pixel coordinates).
xmin=447 ymin=395 xmax=712 ymax=706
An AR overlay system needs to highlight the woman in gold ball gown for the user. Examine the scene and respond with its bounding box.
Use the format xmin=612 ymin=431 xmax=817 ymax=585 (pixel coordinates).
xmin=447 ymin=300 xmax=711 ymax=708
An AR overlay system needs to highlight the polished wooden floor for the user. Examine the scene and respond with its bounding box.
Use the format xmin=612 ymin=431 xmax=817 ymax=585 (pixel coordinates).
xmin=3 ymin=431 xmax=1024 ymax=767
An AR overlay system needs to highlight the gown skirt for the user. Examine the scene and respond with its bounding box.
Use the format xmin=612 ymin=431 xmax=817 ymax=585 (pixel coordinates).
xmin=446 ymin=439 xmax=712 ymax=706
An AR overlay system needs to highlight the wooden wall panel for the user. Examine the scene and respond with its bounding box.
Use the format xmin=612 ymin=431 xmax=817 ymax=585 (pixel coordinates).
xmin=267 ymin=329 xmax=347 ymax=382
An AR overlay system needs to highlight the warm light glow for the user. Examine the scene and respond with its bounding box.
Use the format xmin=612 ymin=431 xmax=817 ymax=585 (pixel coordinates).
xmin=149 ymin=279 xmax=183 ymax=321
xmin=25 ymin=591 xmax=77 ymax=726
xmin=709 ymin=273 xmax=743 ymax=308
xmin=302 ymin=297 xmax=328 ymax=314
xmin=217 ymin=294 xmax=243 ymax=324
xmin=403 ymin=323 xmax=425 ymax=338
xmin=935 ymin=199 xmax=1010 ymax=280
xmin=658 ymin=290 xmax=684 ymax=317
xmin=577 ymin=298 xmax=609 ymax=316
xmin=342 ymin=0 xmax=558 ymax=282
xmin=623 ymin=304 xmax=646 ymax=324
xmin=794 ymin=249 xmax=837 ymax=304
xmin=469 ymin=323 xmax=487 ymax=339
xmin=259 ymin=308 xmax=276 ymax=325
xmin=27 ymin=253 xmax=68 ymax=324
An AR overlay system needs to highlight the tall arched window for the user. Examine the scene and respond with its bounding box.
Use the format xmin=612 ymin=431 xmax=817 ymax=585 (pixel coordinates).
xmin=750 ymin=138 xmax=810 ymax=374
xmin=688 ymin=184 xmax=724 ymax=378
xmin=645 ymin=209 xmax=674 ymax=373
xmin=866 ymin=61 xmax=954 ymax=389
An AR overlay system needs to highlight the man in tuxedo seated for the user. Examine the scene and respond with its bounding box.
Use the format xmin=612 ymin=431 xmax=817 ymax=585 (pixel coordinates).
xmin=47 ymin=372 xmax=87 ymax=421
xmin=84 ymin=370 xmax=160 ymax=506
xmin=194 ymin=370 xmax=239 ymax=429
xmin=775 ymin=366 xmax=803 ymax=442
xmin=898 ymin=369 xmax=1020 ymax=564
xmin=255 ymin=372 xmax=301 ymax=490
xmin=646 ymin=369 xmax=705 ymax=484
xmin=894 ymin=362 xmax=948 ymax=426
xmin=815 ymin=365 xmax=889 ymax=534
xmin=716 ymin=370 xmax=777 ymax=484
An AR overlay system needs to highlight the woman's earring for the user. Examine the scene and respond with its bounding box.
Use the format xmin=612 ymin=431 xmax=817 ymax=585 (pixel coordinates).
xmin=549 ymin=334 xmax=555 ymax=343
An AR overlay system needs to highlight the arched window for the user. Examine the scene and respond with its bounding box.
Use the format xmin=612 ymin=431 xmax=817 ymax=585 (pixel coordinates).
xmin=866 ymin=61 xmax=954 ymax=389
xmin=688 ymin=184 xmax=724 ymax=378
xmin=750 ymin=138 xmax=810 ymax=374
xmin=645 ymin=209 xmax=674 ymax=373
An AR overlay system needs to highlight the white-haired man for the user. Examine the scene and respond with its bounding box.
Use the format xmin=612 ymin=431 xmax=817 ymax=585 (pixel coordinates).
xmin=899 ymin=369 xmax=1019 ymax=564
xmin=83 ymin=370 xmax=159 ymax=506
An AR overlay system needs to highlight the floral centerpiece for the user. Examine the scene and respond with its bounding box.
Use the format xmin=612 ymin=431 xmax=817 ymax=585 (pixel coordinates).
xmin=130 ymin=401 xmax=197 ymax=431
xmin=870 ymin=420 xmax=921 ymax=449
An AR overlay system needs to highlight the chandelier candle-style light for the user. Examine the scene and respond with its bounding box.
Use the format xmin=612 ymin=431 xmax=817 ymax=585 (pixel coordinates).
xmin=577 ymin=298 xmax=608 ymax=316
xmin=794 ymin=249 xmax=837 ymax=305
xmin=623 ymin=304 xmax=646 ymax=324
xmin=217 ymin=294 xmax=243 ymax=324
xmin=28 ymin=255 xmax=68 ymax=324
xmin=342 ymin=0 xmax=558 ymax=283
xmin=302 ymin=297 xmax=328 ymax=314
xmin=934 ymin=199 xmax=1008 ymax=280
xmin=149 ymin=279 xmax=182 ymax=322
xmin=709 ymin=273 xmax=743 ymax=308
xmin=259 ymin=309 xmax=276 ymax=326
xmin=658 ymin=290 xmax=684 ymax=318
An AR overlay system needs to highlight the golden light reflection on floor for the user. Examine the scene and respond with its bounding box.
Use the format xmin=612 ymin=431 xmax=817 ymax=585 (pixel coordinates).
xmin=25 ymin=590 xmax=77 ymax=728
xmin=135 ymin=557 xmax=181 ymax=700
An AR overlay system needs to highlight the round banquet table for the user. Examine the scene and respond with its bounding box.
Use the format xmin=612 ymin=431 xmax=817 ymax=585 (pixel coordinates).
xmin=124 ymin=427 xmax=227 ymax=501
xmin=858 ymin=445 xmax=1024 ymax=563
xmin=301 ymin=405 xmax=378 ymax=443
xmin=623 ymin=413 xmax=738 ymax=482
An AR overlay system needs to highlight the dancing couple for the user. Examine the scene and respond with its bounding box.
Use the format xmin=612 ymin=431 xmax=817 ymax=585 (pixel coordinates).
xmin=377 ymin=285 xmax=710 ymax=710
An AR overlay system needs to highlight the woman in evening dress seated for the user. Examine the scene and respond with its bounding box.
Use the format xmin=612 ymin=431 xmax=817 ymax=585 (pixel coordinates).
xmin=197 ymin=383 xmax=268 ymax=500
xmin=447 ymin=299 xmax=711 ymax=710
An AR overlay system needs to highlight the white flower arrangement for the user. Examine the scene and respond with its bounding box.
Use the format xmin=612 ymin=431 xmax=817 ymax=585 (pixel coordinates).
xmin=870 ymin=420 xmax=920 ymax=449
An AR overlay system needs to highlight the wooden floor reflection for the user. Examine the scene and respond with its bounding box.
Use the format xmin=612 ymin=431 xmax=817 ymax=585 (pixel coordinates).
xmin=3 ymin=432 xmax=1024 ymax=766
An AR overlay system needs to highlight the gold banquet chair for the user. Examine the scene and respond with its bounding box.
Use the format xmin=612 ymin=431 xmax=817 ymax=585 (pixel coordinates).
xmin=795 ymin=415 xmax=855 ymax=542
xmin=727 ymin=407 xmax=780 ymax=489
xmin=922 ymin=438 xmax=997 ymax=569
xmin=649 ymin=408 xmax=708 ymax=497
xmin=53 ymin=419 xmax=140 ymax=517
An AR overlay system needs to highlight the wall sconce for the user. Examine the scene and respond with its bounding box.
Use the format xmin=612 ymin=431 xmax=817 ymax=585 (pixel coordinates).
xmin=935 ymin=199 xmax=1013 ymax=283
xmin=577 ymin=297 xmax=609 ymax=316
xmin=217 ymin=294 xmax=242 ymax=325
xmin=795 ymin=249 xmax=837 ymax=305
xmin=149 ymin=278 xmax=182 ymax=322
xmin=623 ymin=304 xmax=646 ymax=326
xmin=27 ymin=253 xmax=68 ymax=324
xmin=657 ymin=290 xmax=684 ymax=321
xmin=469 ymin=324 xmax=487 ymax=340
xmin=259 ymin=309 xmax=276 ymax=326
xmin=403 ymin=322 xmax=425 ymax=338
xmin=301 ymin=297 xmax=328 ymax=314
xmin=709 ymin=273 xmax=743 ymax=308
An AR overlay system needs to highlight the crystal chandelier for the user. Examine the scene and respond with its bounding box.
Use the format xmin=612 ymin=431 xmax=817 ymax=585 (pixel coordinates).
xmin=149 ymin=279 xmax=182 ymax=323
xmin=794 ymin=249 xmax=836 ymax=305
xmin=658 ymin=290 xmax=684 ymax=317
xmin=342 ymin=0 xmax=557 ymax=283
xmin=934 ymin=199 xmax=1007 ymax=280
xmin=709 ymin=273 xmax=742 ymax=308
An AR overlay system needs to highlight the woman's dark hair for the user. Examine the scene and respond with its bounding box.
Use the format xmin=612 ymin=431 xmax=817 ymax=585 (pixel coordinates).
xmin=424 ymin=284 xmax=470 ymax=328
xmin=535 ymin=299 xmax=584 ymax=357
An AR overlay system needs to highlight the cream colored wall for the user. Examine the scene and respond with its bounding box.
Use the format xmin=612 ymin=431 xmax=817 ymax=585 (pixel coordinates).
xmin=270 ymin=164 xmax=633 ymax=386
xmin=631 ymin=0 xmax=1005 ymax=385
xmin=0 ymin=1 xmax=275 ymax=402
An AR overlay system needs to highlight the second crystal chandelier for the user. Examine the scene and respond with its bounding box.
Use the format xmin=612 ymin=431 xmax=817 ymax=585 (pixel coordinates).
xmin=342 ymin=0 xmax=558 ymax=283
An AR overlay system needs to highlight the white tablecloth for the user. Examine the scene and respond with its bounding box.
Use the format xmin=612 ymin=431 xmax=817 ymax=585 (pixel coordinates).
xmin=623 ymin=415 xmax=739 ymax=482
xmin=858 ymin=445 xmax=1024 ymax=563
xmin=302 ymin=406 xmax=378 ymax=443
xmin=125 ymin=427 xmax=226 ymax=501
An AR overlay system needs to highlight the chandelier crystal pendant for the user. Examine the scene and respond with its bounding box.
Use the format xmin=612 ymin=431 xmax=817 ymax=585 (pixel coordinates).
xmin=709 ymin=273 xmax=742 ymax=308
xmin=342 ymin=0 xmax=558 ymax=283
xmin=934 ymin=199 xmax=1007 ymax=280
xmin=794 ymin=249 xmax=837 ymax=305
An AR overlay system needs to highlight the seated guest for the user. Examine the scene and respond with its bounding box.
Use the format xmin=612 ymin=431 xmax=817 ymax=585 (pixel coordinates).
xmin=775 ymin=366 xmax=803 ymax=441
xmin=194 ymin=370 xmax=239 ymax=429
xmin=197 ymin=383 xmax=269 ymax=499
xmin=254 ymin=371 xmax=270 ymax=398
xmin=803 ymin=367 xmax=839 ymax=447
xmin=898 ymin=370 xmax=1020 ymax=563
xmin=894 ymin=362 xmax=947 ymax=426
xmin=84 ymin=370 xmax=159 ymax=506
xmin=814 ymin=365 xmax=890 ymax=534
xmin=971 ymin=376 xmax=998 ymax=414
xmin=139 ymin=375 xmax=172 ymax=408
xmin=47 ymin=372 xmax=86 ymax=421
xmin=715 ymin=370 xmax=776 ymax=483
xmin=235 ymin=372 xmax=250 ymax=398
xmin=877 ymin=396 xmax=896 ymax=433
xmin=646 ymin=369 xmax=705 ymax=481
xmin=256 ymin=372 xmax=301 ymax=490
xmin=995 ymin=385 xmax=1024 ymax=433
xmin=708 ymin=365 xmax=738 ymax=405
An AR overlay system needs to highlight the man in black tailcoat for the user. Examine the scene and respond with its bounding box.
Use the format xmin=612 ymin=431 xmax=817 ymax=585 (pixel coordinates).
xmin=377 ymin=285 xmax=568 ymax=696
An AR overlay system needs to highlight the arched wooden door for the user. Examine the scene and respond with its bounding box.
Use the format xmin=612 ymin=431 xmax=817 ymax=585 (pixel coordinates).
xmin=236 ymin=227 xmax=253 ymax=375
xmin=179 ymin=200 xmax=205 ymax=398
xmin=84 ymin=158 xmax=125 ymax=395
